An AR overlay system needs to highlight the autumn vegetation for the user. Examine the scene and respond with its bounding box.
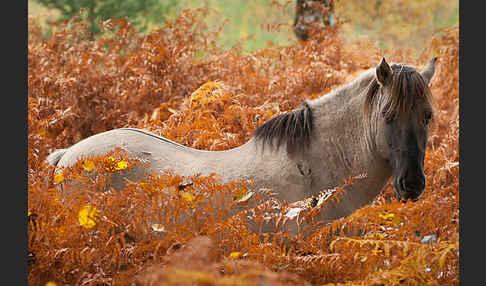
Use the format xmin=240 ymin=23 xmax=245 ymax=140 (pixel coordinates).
xmin=28 ymin=6 xmax=459 ymax=286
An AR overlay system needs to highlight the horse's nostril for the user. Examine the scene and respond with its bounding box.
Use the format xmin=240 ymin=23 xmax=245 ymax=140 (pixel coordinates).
xmin=403 ymin=178 xmax=425 ymax=192
xmin=399 ymin=177 xmax=406 ymax=192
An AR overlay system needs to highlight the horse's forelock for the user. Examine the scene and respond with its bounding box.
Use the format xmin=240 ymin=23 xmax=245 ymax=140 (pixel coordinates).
xmin=364 ymin=64 xmax=433 ymax=123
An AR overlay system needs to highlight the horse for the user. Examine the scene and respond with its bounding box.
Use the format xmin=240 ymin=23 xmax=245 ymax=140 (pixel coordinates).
xmin=293 ymin=0 xmax=335 ymax=41
xmin=47 ymin=57 xmax=436 ymax=235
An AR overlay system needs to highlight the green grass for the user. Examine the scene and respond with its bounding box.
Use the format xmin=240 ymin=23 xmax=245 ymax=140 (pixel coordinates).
xmin=168 ymin=0 xmax=295 ymax=51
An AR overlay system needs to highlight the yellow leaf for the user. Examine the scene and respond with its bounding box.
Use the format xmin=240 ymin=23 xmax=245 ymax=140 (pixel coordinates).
xmin=82 ymin=160 xmax=95 ymax=172
xmin=378 ymin=212 xmax=395 ymax=220
xmin=78 ymin=206 xmax=100 ymax=229
xmin=45 ymin=282 xmax=57 ymax=286
xmin=326 ymin=73 xmax=333 ymax=78
xmin=234 ymin=188 xmax=254 ymax=203
xmin=115 ymin=160 xmax=128 ymax=170
xmin=53 ymin=172 xmax=64 ymax=184
xmin=372 ymin=247 xmax=383 ymax=255
xmin=181 ymin=192 xmax=195 ymax=203
xmin=38 ymin=129 xmax=46 ymax=138
xmin=229 ymin=252 xmax=244 ymax=259
xmin=104 ymin=156 xmax=128 ymax=172
xmin=236 ymin=191 xmax=254 ymax=203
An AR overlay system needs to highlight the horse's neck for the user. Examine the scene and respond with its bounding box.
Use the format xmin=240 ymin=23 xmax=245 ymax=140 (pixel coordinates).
xmin=308 ymin=69 xmax=376 ymax=170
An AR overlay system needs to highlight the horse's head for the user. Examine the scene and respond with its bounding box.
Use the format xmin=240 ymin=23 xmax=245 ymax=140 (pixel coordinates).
xmin=365 ymin=57 xmax=436 ymax=202
xmin=293 ymin=0 xmax=335 ymax=41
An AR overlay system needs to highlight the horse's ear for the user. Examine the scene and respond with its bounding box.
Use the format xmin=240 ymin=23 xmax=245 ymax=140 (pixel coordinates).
xmin=376 ymin=57 xmax=393 ymax=86
xmin=420 ymin=57 xmax=437 ymax=85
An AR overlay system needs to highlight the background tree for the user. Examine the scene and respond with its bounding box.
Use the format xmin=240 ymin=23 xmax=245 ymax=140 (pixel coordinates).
xmin=293 ymin=0 xmax=335 ymax=41
xmin=36 ymin=0 xmax=178 ymax=33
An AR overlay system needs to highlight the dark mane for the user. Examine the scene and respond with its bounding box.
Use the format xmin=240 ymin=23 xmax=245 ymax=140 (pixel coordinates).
xmin=254 ymin=102 xmax=313 ymax=153
xmin=363 ymin=64 xmax=434 ymax=122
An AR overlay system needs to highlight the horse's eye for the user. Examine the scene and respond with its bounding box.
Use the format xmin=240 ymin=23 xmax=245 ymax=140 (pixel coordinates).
xmin=381 ymin=110 xmax=394 ymax=123
xmin=424 ymin=112 xmax=432 ymax=125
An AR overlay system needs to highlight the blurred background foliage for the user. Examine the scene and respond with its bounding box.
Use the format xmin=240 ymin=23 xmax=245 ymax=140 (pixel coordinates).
xmin=29 ymin=0 xmax=458 ymax=52
xmin=34 ymin=0 xmax=178 ymax=33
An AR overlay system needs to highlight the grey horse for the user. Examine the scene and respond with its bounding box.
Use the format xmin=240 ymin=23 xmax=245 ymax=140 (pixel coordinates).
xmin=47 ymin=57 xmax=436 ymax=234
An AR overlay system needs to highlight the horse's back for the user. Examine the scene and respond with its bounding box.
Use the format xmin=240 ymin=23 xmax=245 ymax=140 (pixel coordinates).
xmin=55 ymin=128 xmax=196 ymax=172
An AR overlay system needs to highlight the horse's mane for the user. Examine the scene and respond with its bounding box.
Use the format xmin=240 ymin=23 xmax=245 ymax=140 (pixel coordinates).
xmin=363 ymin=64 xmax=434 ymax=123
xmin=254 ymin=102 xmax=313 ymax=154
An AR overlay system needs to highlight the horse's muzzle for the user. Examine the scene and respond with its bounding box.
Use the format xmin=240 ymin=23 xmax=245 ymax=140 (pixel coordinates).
xmin=394 ymin=174 xmax=425 ymax=203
